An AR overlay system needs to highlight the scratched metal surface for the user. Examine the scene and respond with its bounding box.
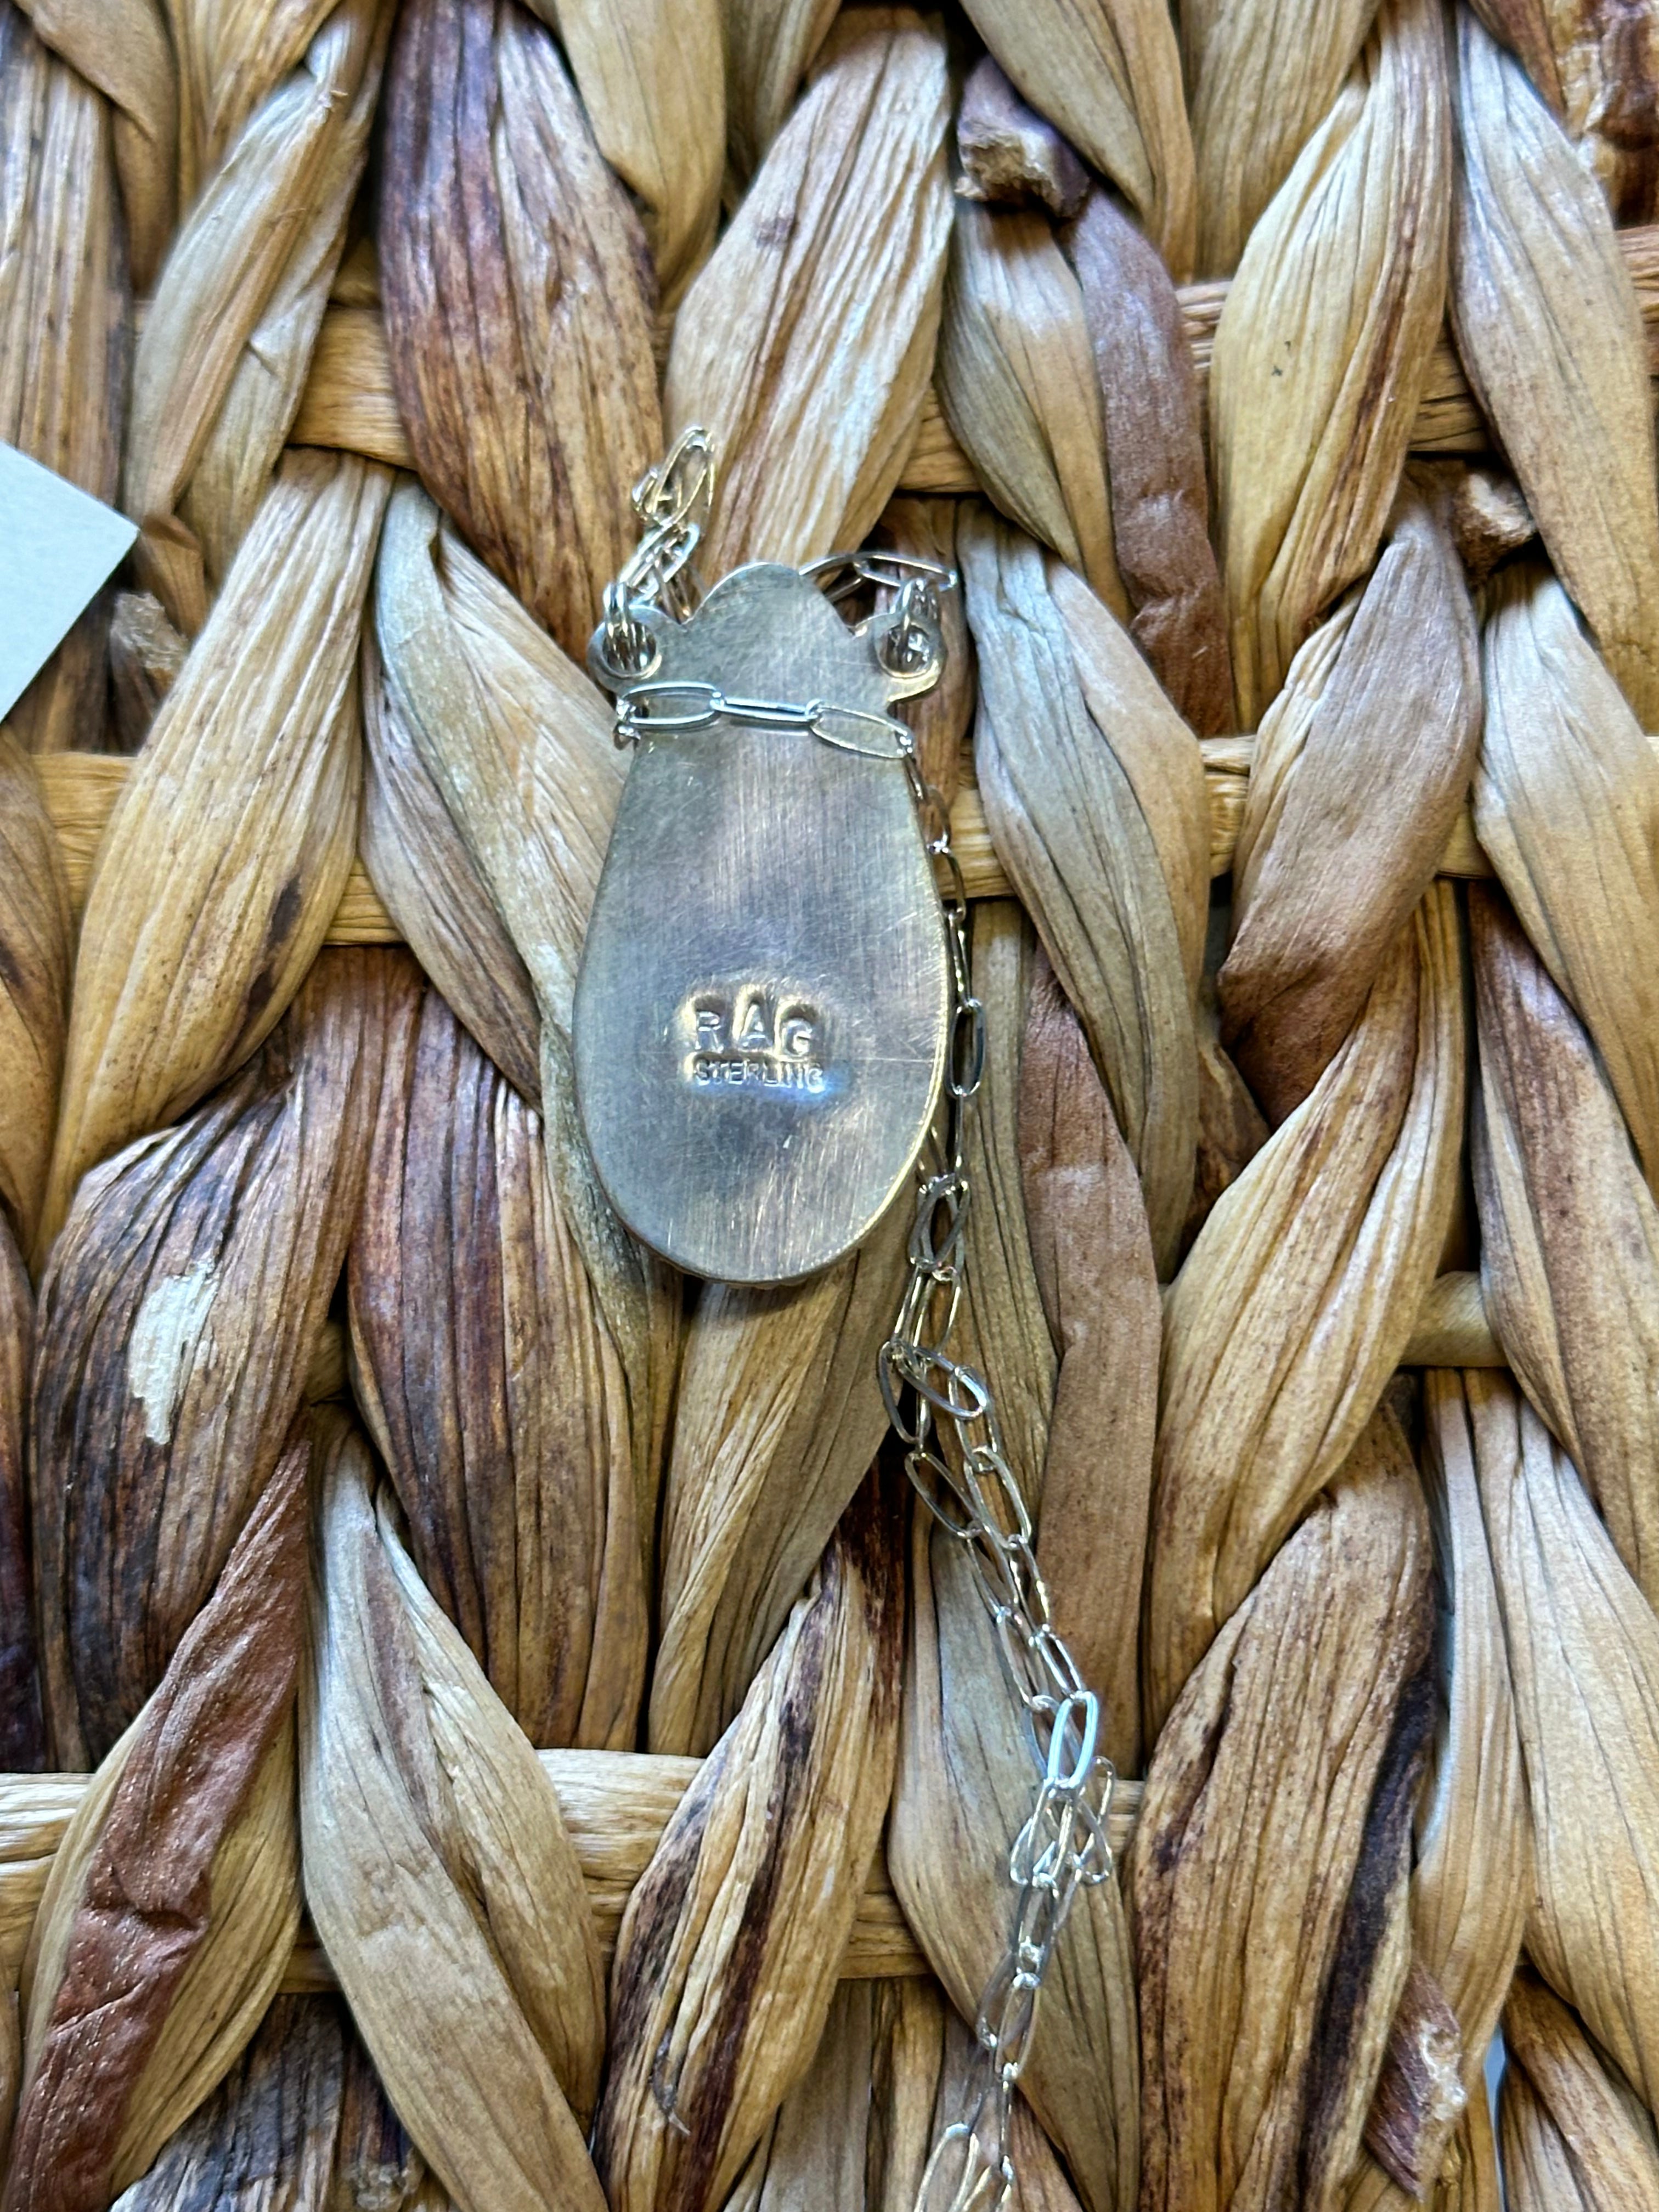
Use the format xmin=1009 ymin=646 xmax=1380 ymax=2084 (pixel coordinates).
xmin=574 ymin=563 xmax=950 ymax=1284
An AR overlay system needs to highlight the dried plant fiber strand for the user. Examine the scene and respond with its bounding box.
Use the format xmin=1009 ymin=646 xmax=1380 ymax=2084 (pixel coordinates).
xmin=1147 ymin=887 xmax=1463 ymax=1730
xmin=380 ymin=0 xmax=661 ymax=663
xmin=5 ymin=1436 xmax=307 ymax=2212
xmin=1135 ymin=1412 xmax=1434 ymax=2212
xmin=40 ymin=450 xmax=390 ymax=1264
xmin=1451 ymin=4 xmax=1659 ymax=725
xmin=300 ymin=1412 xmax=607 ymax=2212
xmin=1211 ymin=0 xmax=1451 ymax=729
xmin=664 ymin=8 xmax=953 ymax=574
xmin=958 ymin=0 xmax=1197 ymax=279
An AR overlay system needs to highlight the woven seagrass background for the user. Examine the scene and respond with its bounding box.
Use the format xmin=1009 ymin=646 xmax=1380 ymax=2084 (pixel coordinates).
xmin=0 ymin=0 xmax=1654 ymax=2204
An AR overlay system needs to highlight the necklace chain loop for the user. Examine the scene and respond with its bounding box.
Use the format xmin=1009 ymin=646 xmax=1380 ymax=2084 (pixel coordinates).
xmin=596 ymin=437 xmax=1116 ymax=2212
xmin=610 ymin=679 xmax=918 ymax=761
xmin=596 ymin=427 xmax=718 ymax=680
xmin=878 ymin=727 xmax=1118 ymax=2212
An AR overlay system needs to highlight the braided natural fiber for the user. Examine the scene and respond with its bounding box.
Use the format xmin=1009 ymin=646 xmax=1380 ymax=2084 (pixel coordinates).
xmin=3 ymin=0 xmax=1658 ymax=2206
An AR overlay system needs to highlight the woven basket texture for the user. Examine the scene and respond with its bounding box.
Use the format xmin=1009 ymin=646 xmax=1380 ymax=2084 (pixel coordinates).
xmin=0 ymin=0 xmax=1654 ymax=2205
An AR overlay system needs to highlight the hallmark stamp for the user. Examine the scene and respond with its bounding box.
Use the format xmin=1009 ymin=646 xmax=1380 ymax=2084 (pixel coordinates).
xmin=680 ymin=988 xmax=827 ymax=1094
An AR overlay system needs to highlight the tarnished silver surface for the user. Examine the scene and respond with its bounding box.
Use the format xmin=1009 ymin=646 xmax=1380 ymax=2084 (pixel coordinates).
xmin=574 ymin=561 xmax=950 ymax=1284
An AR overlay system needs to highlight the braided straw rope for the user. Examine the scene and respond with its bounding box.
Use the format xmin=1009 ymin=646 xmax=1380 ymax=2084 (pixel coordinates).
xmin=1 ymin=0 xmax=1657 ymax=2205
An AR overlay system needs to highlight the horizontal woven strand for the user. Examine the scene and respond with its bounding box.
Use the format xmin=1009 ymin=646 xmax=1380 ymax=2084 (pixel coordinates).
xmin=289 ymin=223 xmax=1659 ymax=482
xmin=32 ymin=737 xmax=1507 ymax=953
xmin=0 ymin=1755 xmax=1141 ymax=1991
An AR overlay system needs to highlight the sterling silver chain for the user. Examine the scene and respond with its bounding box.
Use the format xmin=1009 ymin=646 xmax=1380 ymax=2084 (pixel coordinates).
xmin=610 ymin=680 xmax=916 ymax=760
xmin=599 ymin=432 xmax=1118 ymax=2212
xmin=877 ymin=791 xmax=1118 ymax=2212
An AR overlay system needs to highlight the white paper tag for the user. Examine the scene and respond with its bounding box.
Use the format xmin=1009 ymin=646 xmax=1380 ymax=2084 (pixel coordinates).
xmin=0 ymin=443 xmax=137 ymax=721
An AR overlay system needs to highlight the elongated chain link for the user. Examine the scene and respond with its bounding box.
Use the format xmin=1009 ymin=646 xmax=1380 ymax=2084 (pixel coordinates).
xmin=592 ymin=444 xmax=1115 ymax=2211
xmin=611 ymin=679 xmax=916 ymax=760
xmin=594 ymin=427 xmax=718 ymax=681
xmin=879 ymin=772 xmax=1118 ymax=2212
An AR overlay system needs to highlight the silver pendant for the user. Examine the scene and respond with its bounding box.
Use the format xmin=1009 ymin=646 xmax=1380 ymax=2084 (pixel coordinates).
xmin=574 ymin=560 xmax=950 ymax=1285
